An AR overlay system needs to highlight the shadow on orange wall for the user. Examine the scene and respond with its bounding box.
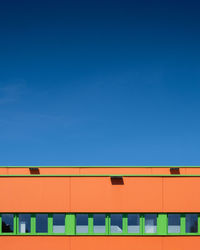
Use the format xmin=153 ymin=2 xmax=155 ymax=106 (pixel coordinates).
xmin=29 ymin=168 xmax=40 ymax=175
xmin=110 ymin=177 xmax=124 ymax=185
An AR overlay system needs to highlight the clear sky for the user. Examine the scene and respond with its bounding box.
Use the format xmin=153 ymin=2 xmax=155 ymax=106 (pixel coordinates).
xmin=0 ymin=0 xmax=200 ymax=166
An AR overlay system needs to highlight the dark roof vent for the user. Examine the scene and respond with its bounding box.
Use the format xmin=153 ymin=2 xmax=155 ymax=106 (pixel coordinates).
xmin=170 ymin=167 xmax=180 ymax=174
xmin=110 ymin=176 xmax=124 ymax=185
xmin=29 ymin=168 xmax=40 ymax=174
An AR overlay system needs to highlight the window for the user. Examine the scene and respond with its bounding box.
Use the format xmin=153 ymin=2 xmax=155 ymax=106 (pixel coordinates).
xmin=53 ymin=214 xmax=65 ymax=233
xmin=168 ymin=214 xmax=180 ymax=233
xmin=93 ymin=214 xmax=105 ymax=233
xmin=145 ymin=214 xmax=157 ymax=233
xmin=2 ymin=212 xmax=200 ymax=236
xmin=2 ymin=214 xmax=14 ymax=233
xmin=76 ymin=214 xmax=88 ymax=233
xmin=186 ymin=214 xmax=198 ymax=233
xmin=19 ymin=214 xmax=31 ymax=233
xmin=110 ymin=214 xmax=123 ymax=233
xmin=128 ymin=214 xmax=140 ymax=233
xmin=36 ymin=214 xmax=48 ymax=233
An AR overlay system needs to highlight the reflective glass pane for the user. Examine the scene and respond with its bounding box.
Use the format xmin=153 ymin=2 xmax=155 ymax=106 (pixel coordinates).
xmin=111 ymin=214 xmax=123 ymax=233
xmin=19 ymin=214 xmax=31 ymax=233
xmin=186 ymin=214 xmax=198 ymax=233
xmin=53 ymin=214 xmax=65 ymax=233
xmin=93 ymin=214 xmax=105 ymax=233
xmin=128 ymin=214 xmax=140 ymax=233
xmin=168 ymin=214 xmax=180 ymax=233
xmin=36 ymin=214 xmax=48 ymax=233
xmin=76 ymin=214 xmax=88 ymax=233
xmin=145 ymin=214 xmax=157 ymax=233
xmin=2 ymin=214 xmax=14 ymax=233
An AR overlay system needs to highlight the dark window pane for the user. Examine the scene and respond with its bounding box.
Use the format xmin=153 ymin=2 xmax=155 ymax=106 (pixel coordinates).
xmin=76 ymin=214 xmax=88 ymax=233
xmin=168 ymin=214 xmax=180 ymax=233
xmin=186 ymin=214 xmax=198 ymax=233
xmin=111 ymin=214 xmax=122 ymax=233
xmin=53 ymin=214 xmax=65 ymax=233
xmin=36 ymin=214 xmax=48 ymax=233
xmin=2 ymin=214 xmax=14 ymax=233
xmin=19 ymin=214 xmax=31 ymax=233
xmin=93 ymin=214 xmax=105 ymax=233
xmin=128 ymin=214 xmax=140 ymax=233
xmin=145 ymin=214 xmax=157 ymax=233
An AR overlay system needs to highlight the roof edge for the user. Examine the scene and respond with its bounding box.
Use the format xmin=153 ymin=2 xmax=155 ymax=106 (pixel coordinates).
xmin=0 ymin=166 xmax=200 ymax=168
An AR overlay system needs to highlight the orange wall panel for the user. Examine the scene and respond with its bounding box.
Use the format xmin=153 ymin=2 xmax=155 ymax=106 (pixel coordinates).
xmin=163 ymin=237 xmax=200 ymax=250
xmin=2 ymin=236 xmax=200 ymax=250
xmin=0 ymin=177 xmax=70 ymax=212
xmin=0 ymin=237 xmax=70 ymax=250
xmin=1 ymin=175 xmax=200 ymax=212
xmin=79 ymin=167 xmax=153 ymax=175
xmin=70 ymin=177 xmax=163 ymax=212
xmin=163 ymin=177 xmax=200 ymax=212
xmin=71 ymin=236 xmax=162 ymax=250
xmin=0 ymin=236 xmax=162 ymax=250
xmin=2 ymin=166 xmax=200 ymax=176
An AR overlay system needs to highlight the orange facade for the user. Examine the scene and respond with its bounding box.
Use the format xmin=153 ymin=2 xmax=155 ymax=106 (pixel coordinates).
xmin=2 ymin=236 xmax=200 ymax=250
xmin=0 ymin=166 xmax=200 ymax=250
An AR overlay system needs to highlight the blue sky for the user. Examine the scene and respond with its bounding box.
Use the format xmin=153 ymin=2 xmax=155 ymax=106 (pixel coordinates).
xmin=0 ymin=0 xmax=200 ymax=165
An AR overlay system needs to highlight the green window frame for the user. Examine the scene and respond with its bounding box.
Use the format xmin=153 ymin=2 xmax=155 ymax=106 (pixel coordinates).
xmin=126 ymin=214 xmax=142 ymax=235
xmin=92 ymin=214 xmax=109 ymax=235
xmin=185 ymin=213 xmax=199 ymax=235
xmin=0 ymin=213 xmax=200 ymax=236
xmin=35 ymin=214 xmax=49 ymax=235
xmin=75 ymin=213 xmax=90 ymax=235
xmin=49 ymin=214 xmax=66 ymax=235
xmin=109 ymin=214 xmax=125 ymax=235
xmin=17 ymin=213 xmax=33 ymax=235
xmin=167 ymin=213 xmax=181 ymax=235
xmin=0 ymin=213 xmax=17 ymax=235
xmin=143 ymin=214 xmax=158 ymax=235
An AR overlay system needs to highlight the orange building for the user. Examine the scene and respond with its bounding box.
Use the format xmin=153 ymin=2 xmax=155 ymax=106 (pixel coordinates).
xmin=0 ymin=166 xmax=200 ymax=250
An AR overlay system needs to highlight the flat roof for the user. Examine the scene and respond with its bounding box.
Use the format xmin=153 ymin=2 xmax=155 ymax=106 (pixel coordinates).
xmin=0 ymin=166 xmax=200 ymax=168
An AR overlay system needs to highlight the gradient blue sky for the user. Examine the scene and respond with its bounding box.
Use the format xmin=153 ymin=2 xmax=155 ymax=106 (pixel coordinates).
xmin=0 ymin=0 xmax=200 ymax=165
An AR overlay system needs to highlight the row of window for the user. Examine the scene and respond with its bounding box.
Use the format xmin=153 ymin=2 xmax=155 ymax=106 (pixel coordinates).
xmin=0 ymin=213 xmax=199 ymax=235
